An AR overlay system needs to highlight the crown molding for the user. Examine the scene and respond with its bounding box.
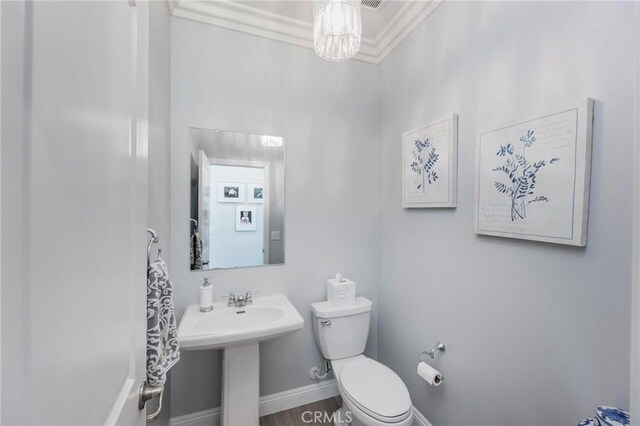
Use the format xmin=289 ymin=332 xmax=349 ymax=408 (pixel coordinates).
xmin=373 ymin=0 xmax=442 ymax=62
xmin=170 ymin=0 xmax=441 ymax=64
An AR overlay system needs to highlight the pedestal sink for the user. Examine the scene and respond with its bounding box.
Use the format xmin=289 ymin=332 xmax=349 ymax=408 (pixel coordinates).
xmin=177 ymin=294 xmax=304 ymax=426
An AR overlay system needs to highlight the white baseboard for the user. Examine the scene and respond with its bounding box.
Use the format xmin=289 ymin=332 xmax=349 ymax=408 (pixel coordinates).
xmin=170 ymin=406 xmax=221 ymax=426
xmin=412 ymin=406 xmax=433 ymax=426
xmin=169 ymin=379 xmax=433 ymax=426
xmin=169 ymin=379 xmax=339 ymax=426
xmin=259 ymin=378 xmax=339 ymax=417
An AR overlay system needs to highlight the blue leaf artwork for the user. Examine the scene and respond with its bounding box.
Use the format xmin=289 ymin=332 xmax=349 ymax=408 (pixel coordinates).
xmin=410 ymin=137 xmax=439 ymax=191
xmin=492 ymin=130 xmax=559 ymax=221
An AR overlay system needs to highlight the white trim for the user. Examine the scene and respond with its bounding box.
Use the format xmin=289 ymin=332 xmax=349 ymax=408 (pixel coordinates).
xmin=412 ymin=405 xmax=433 ymax=426
xmin=373 ymin=0 xmax=442 ymax=63
xmin=259 ymin=378 xmax=339 ymax=417
xmin=169 ymin=406 xmax=221 ymax=426
xmin=169 ymin=379 xmax=339 ymax=426
xmin=170 ymin=0 xmax=441 ymax=64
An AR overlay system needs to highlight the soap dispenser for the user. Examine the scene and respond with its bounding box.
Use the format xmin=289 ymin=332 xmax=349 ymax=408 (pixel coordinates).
xmin=200 ymin=277 xmax=214 ymax=312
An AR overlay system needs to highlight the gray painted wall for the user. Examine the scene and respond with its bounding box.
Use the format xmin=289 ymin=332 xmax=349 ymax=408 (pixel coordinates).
xmin=169 ymin=18 xmax=380 ymax=417
xmin=378 ymin=2 xmax=636 ymax=425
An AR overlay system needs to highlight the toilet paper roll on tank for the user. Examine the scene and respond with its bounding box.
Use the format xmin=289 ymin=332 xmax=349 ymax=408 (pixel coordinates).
xmin=327 ymin=273 xmax=356 ymax=306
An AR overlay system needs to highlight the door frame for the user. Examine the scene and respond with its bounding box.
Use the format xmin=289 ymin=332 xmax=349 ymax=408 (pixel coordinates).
xmin=104 ymin=1 xmax=149 ymax=424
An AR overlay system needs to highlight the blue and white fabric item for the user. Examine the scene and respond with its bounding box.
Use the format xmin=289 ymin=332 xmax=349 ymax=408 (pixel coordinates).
xmin=147 ymin=258 xmax=180 ymax=387
xmin=578 ymin=406 xmax=630 ymax=426
xmin=596 ymin=406 xmax=630 ymax=426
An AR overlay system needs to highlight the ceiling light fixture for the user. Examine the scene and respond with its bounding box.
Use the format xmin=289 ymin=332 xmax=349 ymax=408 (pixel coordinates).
xmin=313 ymin=0 xmax=362 ymax=61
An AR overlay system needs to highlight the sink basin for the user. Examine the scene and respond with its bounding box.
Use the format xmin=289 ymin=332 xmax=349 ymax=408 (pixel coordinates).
xmin=178 ymin=294 xmax=304 ymax=350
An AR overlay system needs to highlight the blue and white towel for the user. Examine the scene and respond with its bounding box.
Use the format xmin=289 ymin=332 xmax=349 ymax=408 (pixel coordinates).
xmin=147 ymin=258 xmax=180 ymax=387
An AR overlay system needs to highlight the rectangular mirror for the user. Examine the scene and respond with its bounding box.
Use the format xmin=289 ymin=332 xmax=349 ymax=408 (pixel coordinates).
xmin=189 ymin=128 xmax=284 ymax=270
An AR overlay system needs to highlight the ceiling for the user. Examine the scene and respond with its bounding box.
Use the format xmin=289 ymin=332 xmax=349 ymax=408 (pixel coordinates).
xmin=169 ymin=0 xmax=442 ymax=63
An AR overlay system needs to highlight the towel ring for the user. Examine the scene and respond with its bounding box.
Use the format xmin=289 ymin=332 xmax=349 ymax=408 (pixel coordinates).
xmin=146 ymin=228 xmax=159 ymax=270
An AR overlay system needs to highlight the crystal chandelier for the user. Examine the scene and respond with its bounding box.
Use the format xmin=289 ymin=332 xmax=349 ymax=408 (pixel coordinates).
xmin=313 ymin=0 xmax=362 ymax=61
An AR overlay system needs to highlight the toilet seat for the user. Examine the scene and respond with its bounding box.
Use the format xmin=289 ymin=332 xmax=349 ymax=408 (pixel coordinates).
xmin=338 ymin=357 xmax=412 ymax=423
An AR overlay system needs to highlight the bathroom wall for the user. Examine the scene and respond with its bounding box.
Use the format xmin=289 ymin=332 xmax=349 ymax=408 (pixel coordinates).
xmin=169 ymin=17 xmax=380 ymax=417
xmin=378 ymin=2 xmax=637 ymax=425
xmin=148 ymin=2 xmax=172 ymax=425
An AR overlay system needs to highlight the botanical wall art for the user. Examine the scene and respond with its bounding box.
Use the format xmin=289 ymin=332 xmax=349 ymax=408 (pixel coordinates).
xmin=402 ymin=114 xmax=458 ymax=208
xmin=474 ymin=99 xmax=594 ymax=246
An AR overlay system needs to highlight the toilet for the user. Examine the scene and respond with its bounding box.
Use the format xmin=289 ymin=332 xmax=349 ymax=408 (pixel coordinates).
xmin=311 ymin=297 xmax=413 ymax=426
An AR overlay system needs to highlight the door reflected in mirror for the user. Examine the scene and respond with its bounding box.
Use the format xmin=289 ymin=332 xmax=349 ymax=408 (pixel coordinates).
xmin=190 ymin=128 xmax=284 ymax=271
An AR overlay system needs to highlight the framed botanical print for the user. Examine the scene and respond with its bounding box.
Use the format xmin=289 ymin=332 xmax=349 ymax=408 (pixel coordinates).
xmin=402 ymin=114 xmax=458 ymax=208
xmin=474 ymin=99 xmax=593 ymax=246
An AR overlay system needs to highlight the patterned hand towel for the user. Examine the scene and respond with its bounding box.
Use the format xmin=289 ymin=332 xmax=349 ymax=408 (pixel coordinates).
xmin=147 ymin=258 xmax=180 ymax=387
xmin=190 ymin=232 xmax=202 ymax=270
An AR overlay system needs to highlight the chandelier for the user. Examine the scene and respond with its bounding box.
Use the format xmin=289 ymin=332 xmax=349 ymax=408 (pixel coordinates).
xmin=313 ymin=0 xmax=362 ymax=61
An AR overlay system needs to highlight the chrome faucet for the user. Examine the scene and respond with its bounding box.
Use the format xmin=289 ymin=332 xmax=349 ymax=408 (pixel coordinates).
xmin=221 ymin=292 xmax=236 ymax=307
xmin=222 ymin=291 xmax=257 ymax=307
xmin=235 ymin=294 xmax=246 ymax=307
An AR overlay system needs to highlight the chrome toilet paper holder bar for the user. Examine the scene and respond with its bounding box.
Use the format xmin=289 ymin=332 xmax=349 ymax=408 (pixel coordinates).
xmin=420 ymin=341 xmax=446 ymax=361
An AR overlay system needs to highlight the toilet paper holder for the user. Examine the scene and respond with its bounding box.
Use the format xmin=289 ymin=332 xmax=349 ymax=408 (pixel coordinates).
xmin=420 ymin=341 xmax=446 ymax=361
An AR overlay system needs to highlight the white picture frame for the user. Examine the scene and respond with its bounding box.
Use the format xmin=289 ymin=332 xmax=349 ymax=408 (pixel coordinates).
xmin=474 ymin=99 xmax=594 ymax=246
xmin=402 ymin=114 xmax=458 ymax=208
xmin=236 ymin=205 xmax=257 ymax=231
xmin=218 ymin=182 xmax=245 ymax=203
xmin=247 ymin=183 xmax=264 ymax=203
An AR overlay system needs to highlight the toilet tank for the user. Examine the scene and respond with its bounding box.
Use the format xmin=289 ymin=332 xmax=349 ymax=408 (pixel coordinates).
xmin=311 ymin=297 xmax=372 ymax=360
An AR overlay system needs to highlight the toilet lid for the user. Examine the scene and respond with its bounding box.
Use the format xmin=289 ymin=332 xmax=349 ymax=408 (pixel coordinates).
xmin=339 ymin=358 xmax=412 ymax=421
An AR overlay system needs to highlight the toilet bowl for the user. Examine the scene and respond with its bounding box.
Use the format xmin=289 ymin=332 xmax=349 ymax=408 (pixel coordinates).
xmin=311 ymin=298 xmax=413 ymax=426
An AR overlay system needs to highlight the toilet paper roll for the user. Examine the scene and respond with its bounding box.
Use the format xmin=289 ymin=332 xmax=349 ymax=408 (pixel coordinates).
xmin=417 ymin=361 xmax=443 ymax=386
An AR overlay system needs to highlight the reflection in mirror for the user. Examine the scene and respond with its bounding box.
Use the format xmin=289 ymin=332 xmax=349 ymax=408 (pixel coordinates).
xmin=190 ymin=128 xmax=284 ymax=271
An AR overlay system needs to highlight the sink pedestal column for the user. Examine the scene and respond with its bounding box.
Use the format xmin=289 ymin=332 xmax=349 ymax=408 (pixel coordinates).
xmin=221 ymin=342 xmax=260 ymax=426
